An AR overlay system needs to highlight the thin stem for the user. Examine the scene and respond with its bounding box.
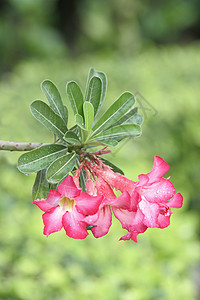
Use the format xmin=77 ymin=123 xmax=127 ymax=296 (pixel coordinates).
xmin=0 ymin=140 xmax=50 ymax=151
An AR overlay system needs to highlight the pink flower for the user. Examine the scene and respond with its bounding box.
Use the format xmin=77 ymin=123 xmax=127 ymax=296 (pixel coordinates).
xmin=33 ymin=175 xmax=102 ymax=239
xmin=132 ymin=156 xmax=183 ymax=229
xmin=115 ymin=156 xmax=183 ymax=241
xmin=85 ymin=176 xmax=131 ymax=238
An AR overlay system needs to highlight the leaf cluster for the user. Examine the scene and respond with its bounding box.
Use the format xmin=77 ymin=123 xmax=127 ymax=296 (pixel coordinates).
xmin=17 ymin=68 xmax=143 ymax=199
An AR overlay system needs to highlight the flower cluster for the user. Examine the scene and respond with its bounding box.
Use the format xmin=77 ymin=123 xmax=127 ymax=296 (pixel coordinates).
xmin=33 ymin=155 xmax=183 ymax=241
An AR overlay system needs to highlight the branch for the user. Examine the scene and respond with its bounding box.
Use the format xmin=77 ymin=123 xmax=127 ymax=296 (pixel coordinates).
xmin=0 ymin=140 xmax=50 ymax=151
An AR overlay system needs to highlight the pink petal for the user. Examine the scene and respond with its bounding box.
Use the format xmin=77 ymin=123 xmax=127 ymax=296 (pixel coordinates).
xmin=112 ymin=191 xmax=131 ymax=210
xmin=42 ymin=206 xmax=65 ymax=236
xmin=157 ymin=213 xmax=171 ymax=228
xmin=90 ymin=205 xmax=112 ymax=238
xmin=96 ymin=169 xmax=136 ymax=194
xmin=33 ymin=199 xmax=54 ymax=212
xmin=147 ymin=156 xmax=170 ymax=183
xmin=130 ymin=190 xmax=140 ymax=211
xmin=120 ymin=222 xmax=147 ymax=242
xmin=57 ymin=175 xmax=81 ymax=198
xmin=86 ymin=179 xmax=97 ymax=196
xmin=168 ymin=192 xmax=183 ymax=208
xmin=96 ymin=176 xmax=116 ymax=199
xmin=139 ymin=199 xmax=160 ymax=228
xmin=138 ymin=174 xmax=149 ymax=185
xmin=75 ymin=192 xmax=102 ymax=215
xmin=120 ymin=231 xmax=132 ymax=241
xmin=113 ymin=208 xmax=136 ymax=230
xmin=62 ymin=209 xmax=88 ymax=239
xmin=46 ymin=189 xmax=62 ymax=206
xmin=142 ymin=178 xmax=175 ymax=203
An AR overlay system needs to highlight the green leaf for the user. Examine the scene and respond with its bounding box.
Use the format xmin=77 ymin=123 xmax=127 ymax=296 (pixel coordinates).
xmin=97 ymin=156 xmax=124 ymax=175
xmin=32 ymin=169 xmax=50 ymax=200
xmin=64 ymin=105 xmax=69 ymax=126
xmin=46 ymin=152 xmax=77 ymax=184
xmin=92 ymin=92 xmax=136 ymax=136
xmin=18 ymin=144 xmax=68 ymax=174
xmin=64 ymin=131 xmax=81 ymax=144
xmin=86 ymin=68 xmax=107 ymax=112
xmin=41 ymin=80 xmax=67 ymax=126
xmin=30 ymin=100 xmax=67 ymax=139
xmin=83 ymin=101 xmax=94 ymax=130
xmin=66 ymin=81 xmax=84 ymax=116
xmin=75 ymin=114 xmax=85 ymax=130
xmin=90 ymin=124 xmax=141 ymax=142
xmin=85 ymin=76 xmax=102 ymax=116
xmin=86 ymin=140 xmax=118 ymax=148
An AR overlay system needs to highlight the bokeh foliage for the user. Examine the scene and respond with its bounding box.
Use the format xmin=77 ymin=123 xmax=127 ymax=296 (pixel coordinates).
xmin=0 ymin=44 xmax=200 ymax=299
xmin=0 ymin=0 xmax=200 ymax=299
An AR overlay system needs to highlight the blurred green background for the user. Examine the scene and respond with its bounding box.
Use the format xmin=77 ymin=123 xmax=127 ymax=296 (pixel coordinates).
xmin=0 ymin=0 xmax=200 ymax=299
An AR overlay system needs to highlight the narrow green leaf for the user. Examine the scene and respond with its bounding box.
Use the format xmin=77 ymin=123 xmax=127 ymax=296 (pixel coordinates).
xmin=83 ymin=101 xmax=94 ymax=130
xmin=85 ymin=76 xmax=102 ymax=116
xmin=66 ymin=81 xmax=84 ymax=116
xmin=85 ymin=68 xmax=107 ymax=112
xmin=92 ymin=92 xmax=136 ymax=136
xmin=86 ymin=140 xmax=118 ymax=148
xmin=46 ymin=152 xmax=77 ymax=184
xmin=32 ymin=169 xmax=50 ymax=200
xmin=75 ymin=114 xmax=85 ymax=130
xmin=41 ymin=80 xmax=67 ymax=126
xmin=90 ymin=124 xmax=141 ymax=142
xmin=64 ymin=131 xmax=81 ymax=144
xmin=30 ymin=100 xmax=67 ymax=139
xmin=97 ymin=156 xmax=124 ymax=175
xmin=18 ymin=144 xmax=68 ymax=174
xmin=64 ymin=105 xmax=69 ymax=126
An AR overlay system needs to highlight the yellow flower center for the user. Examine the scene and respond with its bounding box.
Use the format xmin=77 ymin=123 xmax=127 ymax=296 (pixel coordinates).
xmin=59 ymin=197 xmax=75 ymax=212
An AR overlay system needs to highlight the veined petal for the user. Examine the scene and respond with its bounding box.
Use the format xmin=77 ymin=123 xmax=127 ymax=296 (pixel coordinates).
xmin=33 ymin=199 xmax=54 ymax=212
xmin=57 ymin=175 xmax=81 ymax=198
xmin=90 ymin=205 xmax=112 ymax=238
xmin=168 ymin=192 xmax=183 ymax=208
xmin=147 ymin=156 xmax=170 ymax=183
xmin=62 ymin=209 xmax=88 ymax=239
xmin=96 ymin=169 xmax=135 ymax=194
xmin=96 ymin=176 xmax=116 ymax=199
xmin=42 ymin=206 xmax=65 ymax=236
xmin=75 ymin=192 xmax=102 ymax=215
xmin=139 ymin=199 xmax=160 ymax=228
xmin=142 ymin=178 xmax=175 ymax=203
xmin=120 ymin=222 xmax=147 ymax=242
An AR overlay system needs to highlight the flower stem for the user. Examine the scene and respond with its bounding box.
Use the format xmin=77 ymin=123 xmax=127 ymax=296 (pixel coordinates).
xmin=0 ymin=140 xmax=50 ymax=151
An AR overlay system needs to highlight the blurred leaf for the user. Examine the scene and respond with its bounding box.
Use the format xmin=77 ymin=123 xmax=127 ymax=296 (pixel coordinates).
xmin=18 ymin=144 xmax=68 ymax=174
xmin=92 ymin=92 xmax=136 ymax=135
xmin=46 ymin=152 xmax=77 ymax=184
xmin=85 ymin=76 xmax=102 ymax=116
xmin=83 ymin=101 xmax=94 ymax=130
xmin=86 ymin=68 xmax=107 ymax=112
xmin=32 ymin=169 xmax=49 ymax=200
xmin=64 ymin=131 xmax=81 ymax=144
xmin=97 ymin=156 xmax=124 ymax=175
xmin=66 ymin=81 xmax=84 ymax=116
xmin=41 ymin=80 xmax=68 ymax=126
xmin=91 ymin=124 xmax=141 ymax=142
xmin=30 ymin=100 xmax=67 ymax=139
